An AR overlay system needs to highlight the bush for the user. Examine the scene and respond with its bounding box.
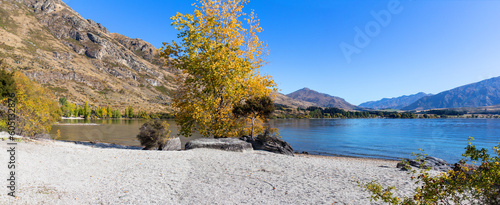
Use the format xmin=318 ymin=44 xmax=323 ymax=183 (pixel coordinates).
xmin=358 ymin=137 xmax=500 ymax=204
xmin=136 ymin=120 xmax=171 ymax=150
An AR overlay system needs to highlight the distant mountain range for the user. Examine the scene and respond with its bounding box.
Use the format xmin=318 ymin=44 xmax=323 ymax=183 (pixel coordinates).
xmin=359 ymin=92 xmax=432 ymax=110
xmin=403 ymin=76 xmax=500 ymax=110
xmin=287 ymin=75 xmax=500 ymax=111
xmin=286 ymin=88 xmax=360 ymax=110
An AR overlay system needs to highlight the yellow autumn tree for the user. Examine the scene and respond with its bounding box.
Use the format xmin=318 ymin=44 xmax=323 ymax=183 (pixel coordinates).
xmin=10 ymin=71 xmax=60 ymax=137
xmin=160 ymin=0 xmax=276 ymax=138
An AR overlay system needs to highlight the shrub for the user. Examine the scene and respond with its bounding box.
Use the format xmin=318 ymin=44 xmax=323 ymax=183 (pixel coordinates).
xmin=136 ymin=120 xmax=171 ymax=150
xmin=358 ymin=137 xmax=500 ymax=204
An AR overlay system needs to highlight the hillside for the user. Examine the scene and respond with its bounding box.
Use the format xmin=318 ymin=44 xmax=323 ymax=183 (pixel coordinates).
xmin=404 ymin=76 xmax=500 ymax=110
xmin=273 ymin=92 xmax=318 ymax=109
xmin=359 ymin=92 xmax=431 ymax=110
xmin=0 ymin=0 xmax=175 ymax=112
xmin=286 ymin=88 xmax=359 ymax=110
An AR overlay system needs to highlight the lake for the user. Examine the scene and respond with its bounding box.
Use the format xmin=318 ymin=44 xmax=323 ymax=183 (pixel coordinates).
xmin=51 ymin=118 xmax=500 ymax=163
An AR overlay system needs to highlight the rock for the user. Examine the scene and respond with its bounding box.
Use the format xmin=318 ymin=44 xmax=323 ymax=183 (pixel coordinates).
xmin=163 ymin=137 xmax=181 ymax=151
xmin=87 ymin=32 xmax=101 ymax=44
xmin=185 ymin=138 xmax=253 ymax=152
xmin=240 ymin=135 xmax=294 ymax=156
xmin=87 ymin=19 xmax=109 ymax=34
xmin=397 ymin=156 xmax=452 ymax=172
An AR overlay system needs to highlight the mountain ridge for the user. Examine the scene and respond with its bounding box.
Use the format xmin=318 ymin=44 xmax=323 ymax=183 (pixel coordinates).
xmin=286 ymin=88 xmax=360 ymax=110
xmin=403 ymin=76 xmax=500 ymax=110
xmin=359 ymin=92 xmax=432 ymax=110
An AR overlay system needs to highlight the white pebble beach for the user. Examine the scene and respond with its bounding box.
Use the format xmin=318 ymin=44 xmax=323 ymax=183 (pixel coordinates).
xmin=0 ymin=137 xmax=429 ymax=205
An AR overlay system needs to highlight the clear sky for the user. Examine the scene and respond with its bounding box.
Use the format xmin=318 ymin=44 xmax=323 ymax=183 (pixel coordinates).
xmin=62 ymin=0 xmax=500 ymax=105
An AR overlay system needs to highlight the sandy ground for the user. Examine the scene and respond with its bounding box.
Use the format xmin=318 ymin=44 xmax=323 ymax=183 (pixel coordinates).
xmin=0 ymin=136 xmax=427 ymax=205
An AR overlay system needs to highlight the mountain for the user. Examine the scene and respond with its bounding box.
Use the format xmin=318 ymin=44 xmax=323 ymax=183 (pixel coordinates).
xmin=359 ymin=92 xmax=432 ymax=110
xmin=0 ymin=0 xmax=175 ymax=112
xmin=403 ymin=76 xmax=500 ymax=110
xmin=273 ymin=92 xmax=318 ymax=109
xmin=286 ymin=88 xmax=359 ymax=110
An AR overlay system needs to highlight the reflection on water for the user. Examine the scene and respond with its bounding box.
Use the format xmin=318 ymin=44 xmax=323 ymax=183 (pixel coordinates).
xmin=51 ymin=118 xmax=500 ymax=163
xmin=50 ymin=119 xmax=201 ymax=148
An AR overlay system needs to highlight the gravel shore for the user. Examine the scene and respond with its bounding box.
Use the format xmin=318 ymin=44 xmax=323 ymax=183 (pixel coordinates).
xmin=1 ymin=138 xmax=424 ymax=204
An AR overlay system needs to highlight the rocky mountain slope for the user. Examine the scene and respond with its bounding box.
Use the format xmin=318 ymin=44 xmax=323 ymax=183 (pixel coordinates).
xmin=0 ymin=0 xmax=175 ymax=112
xmin=403 ymin=76 xmax=500 ymax=110
xmin=273 ymin=92 xmax=317 ymax=109
xmin=359 ymin=92 xmax=432 ymax=110
xmin=286 ymin=88 xmax=359 ymax=110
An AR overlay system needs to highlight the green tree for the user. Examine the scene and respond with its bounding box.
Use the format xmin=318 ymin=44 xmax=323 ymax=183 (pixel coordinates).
xmin=160 ymin=0 xmax=276 ymax=138
xmin=232 ymin=95 xmax=274 ymax=137
xmin=0 ymin=63 xmax=15 ymax=99
xmin=128 ymin=106 xmax=134 ymax=118
xmin=107 ymin=105 xmax=112 ymax=118
xmin=59 ymin=97 xmax=67 ymax=106
xmin=112 ymin=109 xmax=121 ymax=118
xmin=83 ymin=102 xmax=90 ymax=119
xmin=74 ymin=105 xmax=80 ymax=117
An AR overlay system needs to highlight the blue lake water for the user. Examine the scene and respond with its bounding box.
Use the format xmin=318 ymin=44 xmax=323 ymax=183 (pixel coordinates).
xmin=271 ymin=119 xmax=500 ymax=163
xmin=51 ymin=118 xmax=500 ymax=163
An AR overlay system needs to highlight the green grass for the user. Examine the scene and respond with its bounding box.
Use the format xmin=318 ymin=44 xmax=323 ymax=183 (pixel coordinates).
xmin=154 ymin=85 xmax=171 ymax=95
xmin=98 ymin=88 xmax=113 ymax=95
xmin=27 ymin=29 xmax=56 ymax=52
xmin=65 ymin=37 xmax=81 ymax=46
xmin=0 ymin=7 xmax=20 ymax=33
xmin=0 ymin=42 xmax=14 ymax=51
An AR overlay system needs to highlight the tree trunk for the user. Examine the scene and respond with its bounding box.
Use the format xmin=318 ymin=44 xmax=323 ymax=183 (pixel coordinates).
xmin=251 ymin=117 xmax=255 ymax=140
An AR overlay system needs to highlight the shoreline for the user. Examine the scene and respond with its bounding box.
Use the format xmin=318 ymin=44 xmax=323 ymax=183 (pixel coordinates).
xmin=57 ymin=138 xmax=403 ymax=163
xmin=0 ymin=138 xmax=425 ymax=204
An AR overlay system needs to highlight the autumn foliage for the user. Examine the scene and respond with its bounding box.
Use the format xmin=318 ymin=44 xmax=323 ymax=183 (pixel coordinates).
xmin=0 ymin=67 xmax=60 ymax=138
xmin=160 ymin=0 xmax=276 ymax=138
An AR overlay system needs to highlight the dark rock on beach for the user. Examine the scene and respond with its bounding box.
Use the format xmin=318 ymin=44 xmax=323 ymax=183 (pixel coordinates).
xmin=397 ymin=156 xmax=453 ymax=172
xmin=240 ymin=135 xmax=294 ymax=156
xmin=185 ymin=138 xmax=253 ymax=152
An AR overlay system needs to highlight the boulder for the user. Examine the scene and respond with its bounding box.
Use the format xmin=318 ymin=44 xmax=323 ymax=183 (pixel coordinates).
xmin=397 ymin=156 xmax=452 ymax=172
xmin=163 ymin=137 xmax=181 ymax=151
xmin=185 ymin=138 xmax=253 ymax=152
xmin=240 ymin=135 xmax=294 ymax=156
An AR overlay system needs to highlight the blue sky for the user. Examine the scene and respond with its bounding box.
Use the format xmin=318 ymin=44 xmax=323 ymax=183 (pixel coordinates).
xmin=63 ymin=0 xmax=500 ymax=105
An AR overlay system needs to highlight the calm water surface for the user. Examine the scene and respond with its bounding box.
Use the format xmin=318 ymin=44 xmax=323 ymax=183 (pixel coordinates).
xmin=51 ymin=118 xmax=500 ymax=163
